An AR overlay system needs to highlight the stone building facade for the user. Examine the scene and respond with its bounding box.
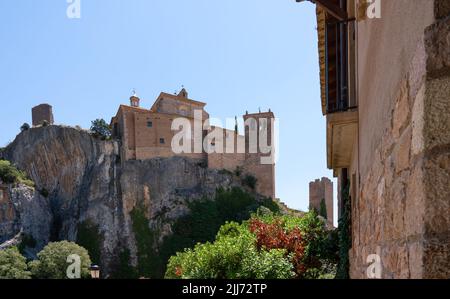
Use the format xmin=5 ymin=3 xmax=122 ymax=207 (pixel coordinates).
xmin=32 ymin=104 xmax=54 ymax=127
xmin=309 ymin=177 xmax=333 ymax=225
xmin=312 ymin=0 xmax=450 ymax=278
xmin=111 ymin=89 xmax=276 ymax=199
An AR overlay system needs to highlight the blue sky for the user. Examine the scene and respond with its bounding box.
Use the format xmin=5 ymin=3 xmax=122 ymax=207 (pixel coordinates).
xmin=0 ymin=0 xmax=336 ymax=218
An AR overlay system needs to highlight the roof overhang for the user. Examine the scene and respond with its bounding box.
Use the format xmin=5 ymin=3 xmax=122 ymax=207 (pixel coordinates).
xmin=297 ymin=0 xmax=348 ymax=21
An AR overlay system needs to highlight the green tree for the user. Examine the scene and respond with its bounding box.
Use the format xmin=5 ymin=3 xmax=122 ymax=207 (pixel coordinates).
xmin=0 ymin=247 xmax=31 ymax=279
xmin=29 ymin=241 xmax=92 ymax=279
xmin=319 ymin=198 xmax=328 ymax=220
xmin=20 ymin=123 xmax=30 ymax=132
xmin=90 ymin=119 xmax=112 ymax=140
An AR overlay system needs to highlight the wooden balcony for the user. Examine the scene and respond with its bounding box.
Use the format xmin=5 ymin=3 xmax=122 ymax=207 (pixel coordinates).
xmin=326 ymin=109 xmax=358 ymax=169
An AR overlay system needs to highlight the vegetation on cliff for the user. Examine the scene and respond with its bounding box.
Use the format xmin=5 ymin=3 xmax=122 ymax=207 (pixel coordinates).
xmin=0 ymin=159 xmax=34 ymax=187
xmin=90 ymin=119 xmax=112 ymax=140
xmin=76 ymin=221 xmax=103 ymax=265
xmin=129 ymin=207 xmax=162 ymax=279
xmin=122 ymin=187 xmax=281 ymax=279
xmin=165 ymin=211 xmax=338 ymax=279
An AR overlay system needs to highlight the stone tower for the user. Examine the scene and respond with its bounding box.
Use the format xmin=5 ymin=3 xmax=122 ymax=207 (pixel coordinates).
xmin=130 ymin=95 xmax=140 ymax=107
xmin=32 ymin=104 xmax=54 ymax=127
xmin=243 ymin=110 xmax=276 ymax=199
xmin=309 ymin=177 xmax=333 ymax=225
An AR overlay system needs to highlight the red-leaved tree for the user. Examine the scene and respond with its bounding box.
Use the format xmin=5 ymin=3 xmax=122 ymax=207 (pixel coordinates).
xmin=249 ymin=219 xmax=307 ymax=277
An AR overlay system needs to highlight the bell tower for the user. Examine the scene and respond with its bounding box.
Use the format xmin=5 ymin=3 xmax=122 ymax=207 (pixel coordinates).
xmin=243 ymin=109 xmax=276 ymax=199
xmin=130 ymin=89 xmax=140 ymax=107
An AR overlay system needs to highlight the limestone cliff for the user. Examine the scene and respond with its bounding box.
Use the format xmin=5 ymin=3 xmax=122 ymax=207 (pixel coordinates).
xmin=0 ymin=125 xmax=272 ymax=277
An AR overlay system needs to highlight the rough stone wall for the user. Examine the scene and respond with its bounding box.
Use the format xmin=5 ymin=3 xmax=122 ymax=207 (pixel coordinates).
xmin=32 ymin=104 xmax=54 ymax=127
xmin=115 ymin=106 xmax=207 ymax=162
xmin=0 ymin=185 xmax=15 ymax=242
xmin=242 ymin=112 xmax=276 ymax=199
xmin=350 ymin=9 xmax=450 ymax=278
xmin=0 ymin=184 xmax=52 ymax=257
xmin=207 ymin=128 xmax=246 ymax=171
xmin=309 ymin=177 xmax=333 ymax=224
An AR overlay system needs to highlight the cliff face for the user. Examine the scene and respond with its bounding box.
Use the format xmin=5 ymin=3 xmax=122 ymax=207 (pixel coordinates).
xmin=0 ymin=126 xmax=254 ymax=277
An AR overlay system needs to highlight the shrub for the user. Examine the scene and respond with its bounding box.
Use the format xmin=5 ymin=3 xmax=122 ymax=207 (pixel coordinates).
xmin=90 ymin=119 xmax=111 ymax=140
xmin=0 ymin=160 xmax=34 ymax=187
xmin=42 ymin=120 xmax=49 ymax=127
xmin=166 ymin=212 xmax=338 ymax=279
xmin=20 ymin=123 xmax=30 ymax=132
xmin=165 ymin=222 xmax=295 ymax=279
xmin=234 ymin=166 xmax=242 ymax=177
xmin=242 ymin=174 xmax=257 ymax=190
xmin=29 ymin=241 xmax=92 ymax=279
xmin=0 ymin=247 xmax=31 ymax=279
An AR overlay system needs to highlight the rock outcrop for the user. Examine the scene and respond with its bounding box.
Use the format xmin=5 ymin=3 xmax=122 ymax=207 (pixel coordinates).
xmin=0 ymin=125 xmax=265 ymax=277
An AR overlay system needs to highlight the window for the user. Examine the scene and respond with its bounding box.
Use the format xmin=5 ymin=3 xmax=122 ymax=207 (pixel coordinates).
xmin=324 ymin=0 xmax=353 ymax=114
xmin=147 ymin=121 xmax=153 ymax=128
xmin=160 ymin=138 xmax=165 ymax=144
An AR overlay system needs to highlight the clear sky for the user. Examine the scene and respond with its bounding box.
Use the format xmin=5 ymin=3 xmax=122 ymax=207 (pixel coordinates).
xmin=0 ymin=0 xmax=336 ymax=219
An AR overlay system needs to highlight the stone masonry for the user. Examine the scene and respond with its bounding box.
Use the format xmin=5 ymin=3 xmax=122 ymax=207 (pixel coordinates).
xmin=349 ymin=2 xmax=450 ymax=278
xmin=309 ymin=177 xmax=333 ymax=225
xmin=32 ymin=104 xmax=54 ymax=127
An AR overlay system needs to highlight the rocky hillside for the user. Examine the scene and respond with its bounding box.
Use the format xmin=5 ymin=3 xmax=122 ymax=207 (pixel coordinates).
xmin=0 ymin=125 xmax=277 ymax=278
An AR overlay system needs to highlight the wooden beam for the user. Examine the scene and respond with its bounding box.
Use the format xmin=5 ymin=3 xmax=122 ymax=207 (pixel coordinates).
xmin=315 ymin=0 xmax=348 ymax=20
xmin=297 ymin=0 xmax=348 ymax=21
